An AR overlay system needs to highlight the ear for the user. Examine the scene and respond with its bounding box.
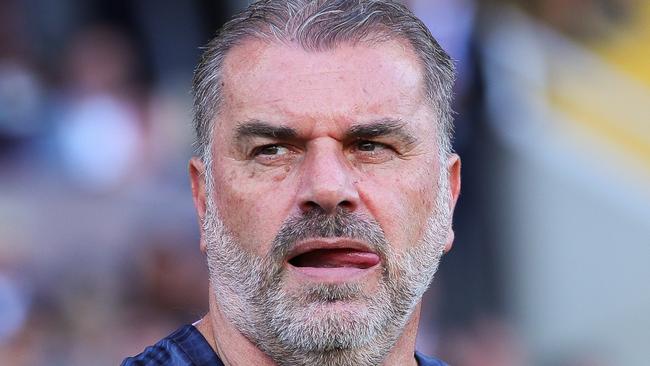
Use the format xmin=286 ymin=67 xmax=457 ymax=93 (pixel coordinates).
xmin=443 ymin=154 xmax=461 ymax=254
xmin=189 ymin=157 xmax=208 ymax=254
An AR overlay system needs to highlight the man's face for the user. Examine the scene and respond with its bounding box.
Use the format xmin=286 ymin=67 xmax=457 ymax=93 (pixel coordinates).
xmin=191 ymin=39 xmax=460 ymax=365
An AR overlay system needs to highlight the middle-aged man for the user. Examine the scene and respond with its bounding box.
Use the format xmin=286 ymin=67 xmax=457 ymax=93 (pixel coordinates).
xmin=123 ymin=0 xmax=461 ymax=365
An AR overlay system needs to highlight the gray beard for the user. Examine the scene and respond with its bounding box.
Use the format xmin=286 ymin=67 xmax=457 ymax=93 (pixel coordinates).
xmin=203 ymin=180 xmax=450 ymax=366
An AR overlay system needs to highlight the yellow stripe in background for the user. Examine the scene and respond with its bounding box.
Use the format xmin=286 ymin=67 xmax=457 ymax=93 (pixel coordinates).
xmin=542 ymin=1 xmax=650 ymax=171
xmin=548 ymin=90 xmax=650 ymax=171
xmin=589 ymin=2 xmax=650 ymax=88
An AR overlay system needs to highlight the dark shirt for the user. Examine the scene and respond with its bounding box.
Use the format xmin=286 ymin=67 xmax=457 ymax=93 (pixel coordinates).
xmin=122 ymin=325 xmax=448 ymax=366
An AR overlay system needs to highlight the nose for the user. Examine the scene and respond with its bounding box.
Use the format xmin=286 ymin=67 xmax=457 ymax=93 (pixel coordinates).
xmin=296 ymin=141 xmax=360 ymax=214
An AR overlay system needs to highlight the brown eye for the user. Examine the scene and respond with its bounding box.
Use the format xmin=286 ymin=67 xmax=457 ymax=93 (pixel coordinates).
xmin=349 ymin=140 xmax=397 ymax=164
xmin=355 ymin=140 xmax=388 ymax=152
xmin=255 ymin=145 xmax=289 ymax=156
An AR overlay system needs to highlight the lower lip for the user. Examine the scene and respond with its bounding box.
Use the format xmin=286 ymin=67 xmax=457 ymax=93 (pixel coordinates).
xmin=288 ymin=264 xmax=379 ymax=282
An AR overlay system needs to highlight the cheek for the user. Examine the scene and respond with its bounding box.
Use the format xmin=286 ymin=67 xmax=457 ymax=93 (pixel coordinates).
xmin=360 ymin=165 xmax=438 ymax=250
xmin=211 ymin=162 xmax=295 ymax=253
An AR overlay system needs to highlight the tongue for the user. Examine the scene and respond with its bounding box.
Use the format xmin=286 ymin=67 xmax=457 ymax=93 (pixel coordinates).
xmin=291 ymin=248 xmax=380 ymax=269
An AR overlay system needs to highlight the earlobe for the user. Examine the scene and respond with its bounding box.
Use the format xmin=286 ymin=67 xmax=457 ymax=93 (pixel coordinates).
xmin=444 ymin=230 xmax=455 ymax=254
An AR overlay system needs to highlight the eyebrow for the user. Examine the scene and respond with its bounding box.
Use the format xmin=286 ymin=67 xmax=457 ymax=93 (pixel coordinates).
xmin=233 ymin=118 xmax=417 ymax=145
xmin=345 ymin=119 xmax=417 ymax=146
xmin=234 ymin=120 xmax=298 ymax=142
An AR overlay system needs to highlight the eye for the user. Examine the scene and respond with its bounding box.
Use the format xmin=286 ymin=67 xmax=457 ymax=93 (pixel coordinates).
xmin=354 ymin=140 xmax=389 ymax=152
xmin=349 ymin=140 xmax=396 ymax=163
xmin=254 ymin=144 xmax=290 ymax=156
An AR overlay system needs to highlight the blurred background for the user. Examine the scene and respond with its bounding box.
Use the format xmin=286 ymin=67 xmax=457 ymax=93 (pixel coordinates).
xmin=0 ymin=0 xmax=648 ymax=365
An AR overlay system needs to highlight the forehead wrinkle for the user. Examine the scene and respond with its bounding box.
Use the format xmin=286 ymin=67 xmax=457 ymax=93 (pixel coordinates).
xmin=218 ymin=40 xmax=433 ymax=147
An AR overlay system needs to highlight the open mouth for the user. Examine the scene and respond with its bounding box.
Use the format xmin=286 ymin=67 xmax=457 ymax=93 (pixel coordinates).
xmin=285 ymin=239 xmax=382 ymax=283
xmin=289 ymin=248 xmax=380 ymax=269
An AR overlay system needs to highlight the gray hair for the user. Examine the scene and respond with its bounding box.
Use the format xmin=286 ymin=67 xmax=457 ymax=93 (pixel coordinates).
xmin=192 ymin=0 xmax=455 ymax=163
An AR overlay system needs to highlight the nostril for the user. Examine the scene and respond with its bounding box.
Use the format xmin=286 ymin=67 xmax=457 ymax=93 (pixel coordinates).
xmin=338 ymin=200 xmax=353 ymax=209
xmin=302 ymin=201 xmax=321 ymax=211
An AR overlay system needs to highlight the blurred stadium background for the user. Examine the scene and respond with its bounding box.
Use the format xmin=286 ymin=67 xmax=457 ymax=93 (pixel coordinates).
xmin=0 ymin=0 xmax=648 ymax=365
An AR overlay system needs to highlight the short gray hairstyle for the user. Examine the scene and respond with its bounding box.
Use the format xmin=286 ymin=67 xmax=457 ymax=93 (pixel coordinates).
xmin=192 ymin=0 xmax=455 ymax=162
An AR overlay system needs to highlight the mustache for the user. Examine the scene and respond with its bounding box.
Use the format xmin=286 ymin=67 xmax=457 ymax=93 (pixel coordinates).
xmin=270 ymin=207 xmax=389 ymax=261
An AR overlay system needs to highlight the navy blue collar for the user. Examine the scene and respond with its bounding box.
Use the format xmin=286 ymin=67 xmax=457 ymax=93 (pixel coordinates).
xmin=123 ymin=324 xmax=448 ymax=366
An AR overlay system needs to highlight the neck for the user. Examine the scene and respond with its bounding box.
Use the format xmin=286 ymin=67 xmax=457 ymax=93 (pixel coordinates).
xmin=196 ymin=296 xmax=422 ymax=366
xmin=196 ymin=299 xmax=275 ymax=366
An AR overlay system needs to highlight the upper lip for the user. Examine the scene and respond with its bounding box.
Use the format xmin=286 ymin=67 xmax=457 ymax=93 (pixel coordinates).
xmin=286 ymin=238 xmax=377 ymax=261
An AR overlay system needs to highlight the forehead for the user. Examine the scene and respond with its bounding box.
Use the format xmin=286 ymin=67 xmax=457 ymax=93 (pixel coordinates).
xmin=217 ymin=38 xmax=432 ymax=136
